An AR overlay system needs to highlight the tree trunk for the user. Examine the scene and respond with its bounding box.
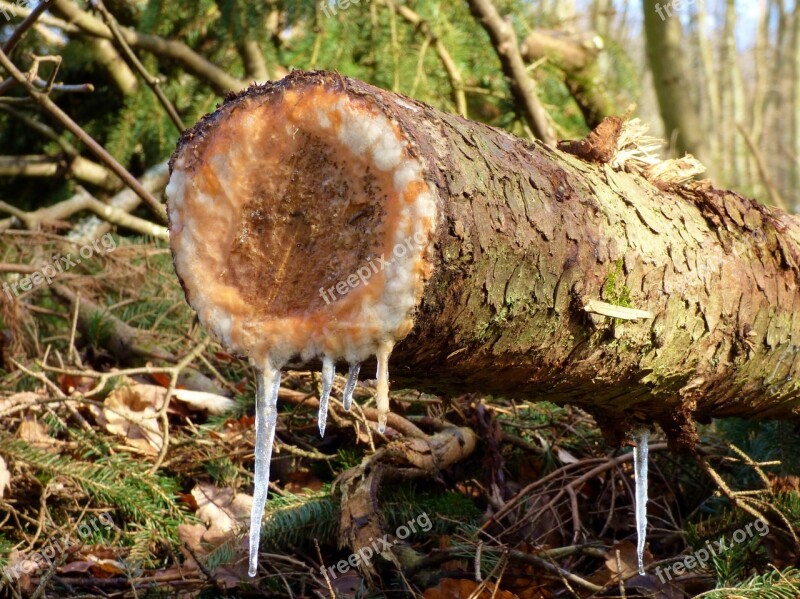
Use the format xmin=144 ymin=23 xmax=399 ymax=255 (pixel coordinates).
xmin=792 ymin=3 xmax=800 ymax=201
xmin=693 ymin=0 xmax=720 ymax=176
xmin=167 ymin=71 xmax=800 ymax=451
xmin=720 ymin=0 xmax=749 ymax=190
xmin=642 ymin=0 xmax=710 ymax=170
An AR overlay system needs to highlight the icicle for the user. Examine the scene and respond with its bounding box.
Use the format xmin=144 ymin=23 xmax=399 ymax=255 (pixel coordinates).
xmin=342 ymin=363 xmax=361 ymax=411
xmin=375 ymin=341 xmax=393 ymax=433
xmin=633 ymin=427 xmax=650 ymax=576
xmin=248 ymin=360 xmax=282 ymax=578
xmin=318 ymin=356 xmax=335 ymax=437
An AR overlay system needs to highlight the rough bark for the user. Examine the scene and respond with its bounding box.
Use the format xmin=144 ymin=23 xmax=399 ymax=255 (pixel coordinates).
xmin=170 ymin=71 xmax=800 ymax=450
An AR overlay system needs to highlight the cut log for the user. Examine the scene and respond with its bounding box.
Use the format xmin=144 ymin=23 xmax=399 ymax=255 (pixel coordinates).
xmin=167 ymin=70 xmax=800 ymax=449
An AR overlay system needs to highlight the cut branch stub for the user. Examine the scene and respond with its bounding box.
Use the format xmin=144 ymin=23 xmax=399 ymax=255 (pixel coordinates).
xmin=167 ymin=76 xmax=437 ymax=376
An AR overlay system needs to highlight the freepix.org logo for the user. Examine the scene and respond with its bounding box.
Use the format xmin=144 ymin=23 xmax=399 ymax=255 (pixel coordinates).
xmin=2 ymin=511 xmax=116 ymax=585
xmin=655 ymin=518 xmax=769 ymax=582
xmin=0 ymin=0 xmax=37 ymax=22
xmin=320 ymin=512 xmax=432 ymax=580
xmin=2 ymin=233 xmax=117 ymax=300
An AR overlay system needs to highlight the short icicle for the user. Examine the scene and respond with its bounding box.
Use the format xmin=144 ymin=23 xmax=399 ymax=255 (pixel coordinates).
xmin=375 ymin=341 xmax=393 ymax=433
xmin=248 ymin=360 xmax=282 ymax=577
xmin=342 ymin=363 xmax=361 ymax=411
xmin=318 ymin=356 xmax=335 ymax=437
xmin=633 ymin=427 xmax=650 ymax=576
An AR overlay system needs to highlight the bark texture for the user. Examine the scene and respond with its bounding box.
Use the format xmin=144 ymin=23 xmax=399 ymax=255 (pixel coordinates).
xmin=173 ymin=71 xmax=800 ymax=449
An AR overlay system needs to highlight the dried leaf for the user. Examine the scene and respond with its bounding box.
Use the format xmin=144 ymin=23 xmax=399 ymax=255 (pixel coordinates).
xmin=555 ymin=446 xmax=578 ymax=464
xmin=102 ymin=384 xmax=165 ymax=453
xmin=284 ymin=467 xmax=324 ymax=494
xmin=191 ymin=482 xmax=252 ymax=544
xmin=18 ymin=414 xmax=52 ymax=447
xmin=148 ymin=372 xmax=173 ymax=388
xmin=177 ymin=523 xmax=208 ymax=558
xmin=56 ymin=374 xmax=96 ymax=394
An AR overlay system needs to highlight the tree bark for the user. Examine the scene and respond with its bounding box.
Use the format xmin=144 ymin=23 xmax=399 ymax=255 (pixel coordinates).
xmin=168 ymin=71 xmax=800 ymax=451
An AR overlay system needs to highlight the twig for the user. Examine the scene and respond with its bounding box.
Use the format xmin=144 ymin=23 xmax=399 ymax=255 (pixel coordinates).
xmin=694 ymin=453 xmax=771 ymax=524
xmin=0 ymin=154 xmax=118 ymax=189
xmin=0 ymin=47 xmax=167 ymax=223
xmin=0 ymin=104 xmax=83 ymax=158
xmin=485 ymin=443 xmax=670 ymax=530
xmin=91 ymin=0 xmax=185 ymax=131
xmin=314 ymin=538 xmax=335 ymax=599
xmin=736 ymin=122 xmax=788 ymax=211
xmin=2 ymin=0 xmax=55 ymax=54
xmin=49 ymin=0 xmax=245 ymax=95
xmin=0 ymin=105 xmax=116 ymax=192
xmin=148 ymin=337 xmax=212 ymax=474
xmin=0 ymin=182 xmax=166 ymax=237
xmin=278 ymin=386 xmax=426 ymax=438
xmin=67 ymin=292 xmax=79 ymax=365
xmin=512 ymin=548 xmax=603 ymax=591
xmin=0 ymin=77 xmax=94 ymax=98
xmin=466 ymin=0 xmax=556 ymax=145
xmin=388 ymin=2 xmax=468 ymax=118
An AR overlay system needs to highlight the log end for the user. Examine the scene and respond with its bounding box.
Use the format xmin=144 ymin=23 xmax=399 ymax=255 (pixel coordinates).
xmin=166 ymin=72 xmax=438 ymax=368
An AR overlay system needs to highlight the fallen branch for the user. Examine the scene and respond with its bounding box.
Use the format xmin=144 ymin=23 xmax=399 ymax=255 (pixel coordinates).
xmin=0 ymin=154 xmax=119 ymax=190
xmin=0 ymin=187 xmax=167 ymax=238
xmin=521 ymin=29 xmax=615 ymax=128
xmin=67 ymin=162 xmax=169 ymax=243
xmin=0 ymin=104 xmax=116 ymax=186
xmin=0 ymin=48 xmax=167 ymax=222
xmin=165 ymin=71 xmax=800 ymax=451
xmin=334 ymin=426 xmax=477 ymax=578
xmin=50 ymin=0 xmax=246 ymax=95
xmin=467 ymin=0 xmax=556 ymax=144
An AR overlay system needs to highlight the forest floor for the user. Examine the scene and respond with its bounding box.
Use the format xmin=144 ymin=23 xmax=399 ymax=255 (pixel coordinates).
xmin=1 ymin=233 xmax=799 ymax=598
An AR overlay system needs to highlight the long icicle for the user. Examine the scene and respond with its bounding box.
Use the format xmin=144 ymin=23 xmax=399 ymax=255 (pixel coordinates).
xmin=633 ymin=427 xmax=650 ymax=575
xmin=318 ymin=356 xmax=335 ymax=437
xmin=375 ymin=341 xmax=393 ymax=433
xmin=248 ymin=361 xmax=281 ymax=578
xmin=342 ymin=363 xmax=361 ymax=411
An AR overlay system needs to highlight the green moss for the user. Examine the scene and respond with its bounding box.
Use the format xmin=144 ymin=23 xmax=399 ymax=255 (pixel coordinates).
xmin=603 ymin=258 xmax=633 ymax=308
